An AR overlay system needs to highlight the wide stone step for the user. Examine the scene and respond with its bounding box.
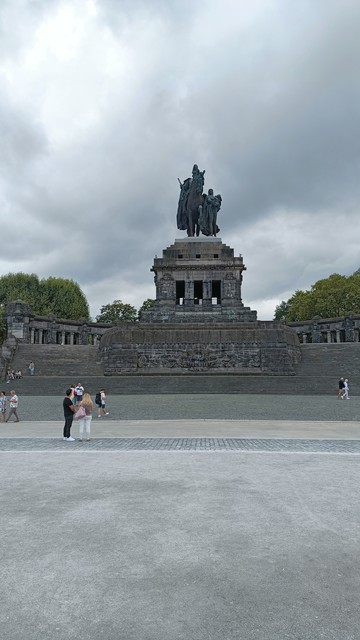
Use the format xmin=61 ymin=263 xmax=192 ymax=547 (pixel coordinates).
xmin=6 ymin=374 xmax=356 ymax=396
xmin=4 ymin=341 xmax=360 ymax=395
xmin=10 ymin=344 xmax=103 ymax=377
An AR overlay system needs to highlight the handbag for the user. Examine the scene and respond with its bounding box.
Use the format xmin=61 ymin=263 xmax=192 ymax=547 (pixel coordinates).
xmin=74 ymin=405 xmax=86 ymax=420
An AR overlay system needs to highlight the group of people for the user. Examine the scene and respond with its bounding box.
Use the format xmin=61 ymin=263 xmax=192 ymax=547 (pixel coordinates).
xmin=6 ymin=369 xmax=22 ymax=382
xmin=338 ymin=377 xmax=350 ymax=399
xmin=6 ymin=361 xmax=34 ymax=383
xmin=63 ymin=386 xmax=109 ymax=442
xmin=0 ymin=390 xmax=20 ymax=422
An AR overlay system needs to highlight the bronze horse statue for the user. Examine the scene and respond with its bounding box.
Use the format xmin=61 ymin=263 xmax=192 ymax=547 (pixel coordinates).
xmin=177 ymin=165 xmax=205 ymax=237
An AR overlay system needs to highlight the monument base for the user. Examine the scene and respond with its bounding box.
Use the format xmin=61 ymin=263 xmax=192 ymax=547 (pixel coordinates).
xmin=100 ymin=322 xmax=301 ymax=376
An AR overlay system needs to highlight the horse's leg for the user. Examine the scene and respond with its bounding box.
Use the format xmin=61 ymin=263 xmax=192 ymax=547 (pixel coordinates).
xmin=187 ymin=210 xmax=194 ymax=236
xmin=195 ymin=207 xmax=200 ymax=237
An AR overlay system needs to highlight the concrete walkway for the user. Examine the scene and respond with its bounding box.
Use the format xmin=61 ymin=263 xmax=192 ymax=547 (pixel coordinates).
xmin=1 ymin=417 xmax=360 ymax=439
xmin=2 ymin=397 xmax=360 ymax=640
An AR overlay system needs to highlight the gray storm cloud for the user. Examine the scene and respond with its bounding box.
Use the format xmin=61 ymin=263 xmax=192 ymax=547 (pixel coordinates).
xmin=1 ymin=0 xmax=360 ymax=318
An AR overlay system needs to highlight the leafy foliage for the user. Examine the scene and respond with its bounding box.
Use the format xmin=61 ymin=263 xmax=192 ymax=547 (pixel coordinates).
xmin=274 ymin=300 xmax=290 ymax=321
xmin=96 ymin=300 xmax=137 ymax=324
xmin=37 ymin=277 xmax=90 ymax=320
xmin=138 ymin=298 xmax=156 ymax=319
xmin=0 ymin=272 xmax=90 ymax=322
xmin=275 ymin=270 xmax=360 ymax=321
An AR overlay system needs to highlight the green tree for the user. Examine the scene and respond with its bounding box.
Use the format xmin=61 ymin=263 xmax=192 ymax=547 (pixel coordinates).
xmin=38 ymin=277 xmax=90 ymax=320
xmin=96 ymin=300 xmax=137 ymax=324
xmin=0 ymin=273 xmax=40 ymax=308
xmin=275 ymin=271 xmax=360 ymax=321
xmin=0 ymin=272 xmax=90 ymax=324
xmin=138 ymin=298 xmax=156 ymax=320
xmin=274 ymin=300 xmax=290 ymax=321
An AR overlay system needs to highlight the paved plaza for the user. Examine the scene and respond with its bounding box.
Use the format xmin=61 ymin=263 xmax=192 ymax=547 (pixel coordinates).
xmin=1 ymin=395 xmax=360 ymax=639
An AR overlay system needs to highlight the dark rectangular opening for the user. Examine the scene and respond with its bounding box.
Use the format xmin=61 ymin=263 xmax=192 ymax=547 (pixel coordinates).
xmin=176 ymin=280 xmax=185 ymax=305
xmin=194 ymin=280 xmax=203 ymax=305
xmin=211 ymin=280 xmax=221 ymax=304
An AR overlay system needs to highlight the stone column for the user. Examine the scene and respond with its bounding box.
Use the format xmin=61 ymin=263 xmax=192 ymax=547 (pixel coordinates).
xmin=202 ymin=281 xmax=212 ymax=307
xmin=61 ymin=331 xmax=65 ymax=345
xmin=302 ymin=333 xmax=307 ymax=344
xmin=38 ymin=329 xmax=43 ymax=344
xmin=326 ymin=330 xmax=331 ymax=343
xmin=30 ymin=328 xmax=35 ymax=344
xmin=336 ymin=330 xmax=340 ymax=343
xmin=70 ymin=332 xmax=74 ymax=345
xmin=184 ymin=281 xmax=194 ymax=306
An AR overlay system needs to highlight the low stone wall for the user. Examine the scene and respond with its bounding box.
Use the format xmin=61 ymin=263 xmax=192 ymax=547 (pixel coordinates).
xmin=100 ymin=322 xmax=301 ymax=376
xmin=0 ymin=336 xmax=18 ymax=380
xmin=4 ymin=300 xmax=112 ymax=345
xmin=287 ymin=314 xmax=360 ymax=343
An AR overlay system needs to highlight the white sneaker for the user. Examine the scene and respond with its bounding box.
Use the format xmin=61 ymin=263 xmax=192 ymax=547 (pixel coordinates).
xmin=105 ymin=412 xmax=109 ymax=415
xmin=66 ymin=436 xmax=75 ymax=442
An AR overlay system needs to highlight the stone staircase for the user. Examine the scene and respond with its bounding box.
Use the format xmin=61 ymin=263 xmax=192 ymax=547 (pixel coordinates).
xmin=3 ymin=342 xmax=360 ymax=396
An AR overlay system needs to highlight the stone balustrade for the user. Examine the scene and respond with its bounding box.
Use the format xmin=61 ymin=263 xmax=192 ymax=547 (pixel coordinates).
xmin=5 ymin=300 xmax=360 ymax=348
xmin=4 ymin=301 xmax=112 ymax=346
xmin=286 ymin=314 xmax=360 ymax=343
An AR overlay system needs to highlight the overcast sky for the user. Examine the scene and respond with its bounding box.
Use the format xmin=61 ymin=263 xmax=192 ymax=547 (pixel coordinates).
xmin=1 ymin=0 xmax=360 ymax=320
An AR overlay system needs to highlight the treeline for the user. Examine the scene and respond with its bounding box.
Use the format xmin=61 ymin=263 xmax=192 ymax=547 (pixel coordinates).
xmin=274 ymin=270 xmax=360 ymax=321
xmin=0 ymin=272 xmax=155 ymax=343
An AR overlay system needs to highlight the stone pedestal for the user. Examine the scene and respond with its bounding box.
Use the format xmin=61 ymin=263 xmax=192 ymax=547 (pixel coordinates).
xmin=100 ymin=322 xmax=301 ymax=375
xmin=141 ymin=238 xmax=257 ymax=323
xmin=99 ymin=238 xmax=301 ymax=376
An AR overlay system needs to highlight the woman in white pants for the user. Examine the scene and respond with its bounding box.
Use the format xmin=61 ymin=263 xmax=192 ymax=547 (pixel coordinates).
xmin=78 ymin=392 xmax=93 ymax=441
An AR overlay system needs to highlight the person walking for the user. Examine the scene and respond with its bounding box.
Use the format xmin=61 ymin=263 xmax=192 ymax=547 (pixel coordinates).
xmin=0 ymin=391 xmax=7 ymax=422
xmin=338 ymin=377 xmax=345 ymax=398
xmin=6 ymin=390 xmax=19 ymax=422
xmin=74 ymin=383 xmax=84 ymax=407
xmin=343 ymin=378 xmax=350 ymax=399
xmin=63 ymin=388 xmax=76 ymax=441
xmin=77 ymin=392 xmax=93 ymax=441
xmin=28 ymin=361 xmax=35 ymax=376
xmin=96 ymin=388 xmax=109 ymax=417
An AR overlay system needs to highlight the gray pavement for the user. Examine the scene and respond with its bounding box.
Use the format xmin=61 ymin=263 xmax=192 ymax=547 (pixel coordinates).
xmin=1 ymin=395 xmax=360 ymax=639
xmin=1 ymin=451 xmax=360 ymax=640
xmin=6 ymin=393 xmax=360 ymax=422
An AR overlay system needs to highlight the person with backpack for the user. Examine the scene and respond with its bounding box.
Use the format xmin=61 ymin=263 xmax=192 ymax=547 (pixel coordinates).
xmin=95 ymin=388 xmax=109 ymax=417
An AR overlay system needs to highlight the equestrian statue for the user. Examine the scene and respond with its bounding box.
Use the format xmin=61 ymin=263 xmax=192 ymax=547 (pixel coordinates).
xmin=176 ymin=164 xmax=222 ymax=237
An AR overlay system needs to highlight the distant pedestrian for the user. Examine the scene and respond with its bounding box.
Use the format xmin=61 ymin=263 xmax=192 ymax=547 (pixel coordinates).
xmin=0 ymin=391 xmax=7 ymax=422
xmin=343 ymin=379 xmax=350 ymax=399
xmin=6 ymin=390 xmax=19 ymax=422
xmin=338 ymin=377 xmax=345 ymax=398
xmin=63 ymin=388 xmax=76 ymax=441
xmin=96 ymin=388 xmax=109 ymax=417
xmin=28 ymin=361 xmax=35 ymax=376
xmin=77 ymin=392 xmax=93 ymax=441
xmin=74 ymin=383 xmax=84 ymax=407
